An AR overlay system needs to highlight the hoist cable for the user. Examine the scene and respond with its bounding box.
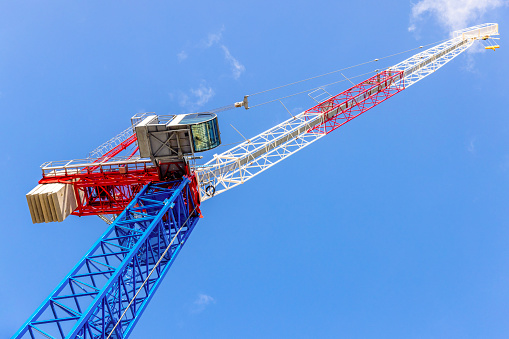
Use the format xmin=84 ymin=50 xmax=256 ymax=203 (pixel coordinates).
xmin=197 ymin=37 xmax=451 ymax=114
xmin=247 ymin=70 xmax=377 ymax=109
xmin=247 ymin=37 xmax=450 ymax=98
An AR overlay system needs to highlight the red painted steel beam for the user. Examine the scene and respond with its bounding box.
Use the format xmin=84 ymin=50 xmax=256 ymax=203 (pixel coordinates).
xmin=39 ymin=164 xmax=160 ymax=216
xmin=39 ymin=168 xmax=158 ymax=184
xmin=72 ymin=168 xmax=159 ymax=216
xmin=305 ymin=70 xmax=405 ymax=135
xmin=187 ymin=172 xmax=202 ymax=218
xmin=96 ymin=133 xmax=138 ymax=162
xmin=37 ymin=159 xmax=201 ymax=217
xmin=70 ymin=169 xmax=202 ymax=217
xmin=74 ymin=169 xmax=160 ymax=216
xmin=72 ymin=182 xmax=151 ymax=216
xmin=88 ymin=134 xmax=138 ymax=171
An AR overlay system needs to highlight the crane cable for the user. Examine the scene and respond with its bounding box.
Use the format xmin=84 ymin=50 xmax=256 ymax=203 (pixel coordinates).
xmin=247 ymin=70 xmax=378 ymax=109
xmin=200 ymin=37 xmax=451 ymax=114
xmin=248 ymin=69 xmax=381 ymax=109
xmin=222 ymin=36 xmax=450 ymax=111
xmin=247 ymin=37 xmax=450 ymax=97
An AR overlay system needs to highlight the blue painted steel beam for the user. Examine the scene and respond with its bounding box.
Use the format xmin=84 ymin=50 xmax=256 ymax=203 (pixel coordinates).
xmin=14 ymin=178 xmax=200 ymax=339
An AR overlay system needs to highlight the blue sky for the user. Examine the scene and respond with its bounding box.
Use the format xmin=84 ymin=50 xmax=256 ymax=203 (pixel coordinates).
xmin=1 ymin=1 xmax=509 ymax=338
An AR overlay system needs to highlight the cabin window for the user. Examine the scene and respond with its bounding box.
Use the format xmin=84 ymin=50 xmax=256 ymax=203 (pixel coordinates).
xmin=190 ymin=117 xmax=221 ymax=152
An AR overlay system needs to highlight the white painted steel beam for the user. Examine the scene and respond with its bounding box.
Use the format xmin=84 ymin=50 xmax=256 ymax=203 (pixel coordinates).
xmin=195 ymin=23 xmax=499 ymax=201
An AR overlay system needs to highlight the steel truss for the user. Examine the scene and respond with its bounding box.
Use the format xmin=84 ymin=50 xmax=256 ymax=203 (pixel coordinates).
xmin=196 ymin=70 xmax=405 ymax=200
xmin=391 ymin=23 xmax=499 ymax=88
xmin=40 ymin=160 xmax=159 ymax=216
xmin=88 ymin=127 xmax=137 ymax=160
xmin=70 ymin=168 xmax=159 ymax=216
xmin=196 ymin=23 xmax=499 ymax=200
xmin=306 ymin=70 xmax=404 ymax=134
xmin=14 ymin=178 xmax=201 ymax=339
xmin=391 ymin=36 xmax=473 ymax=88
xmin=36 ymin=123 xmax=142 ymax=217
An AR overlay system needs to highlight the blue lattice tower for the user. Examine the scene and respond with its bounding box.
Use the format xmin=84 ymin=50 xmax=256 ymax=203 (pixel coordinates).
xmin=14 ymin=178 xmax=200 ymax=339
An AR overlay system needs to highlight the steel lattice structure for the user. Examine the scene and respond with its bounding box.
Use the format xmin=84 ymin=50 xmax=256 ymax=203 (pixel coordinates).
xmin=195 ymin=23 xmax=499 ymax=201
xmin=14 ymin=23 xmax=499 ymax=339
xmin=40 ymin=159 xmax=159 ymax=216
xmin=14 ymin=178 xmax=201 ymax=339
xmin=196 ymin=70 xmax=404 ymax=198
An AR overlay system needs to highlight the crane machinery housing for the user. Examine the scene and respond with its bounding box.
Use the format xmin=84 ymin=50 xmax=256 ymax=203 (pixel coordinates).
xmin=15 ymin=23 xmax=500 ymax=339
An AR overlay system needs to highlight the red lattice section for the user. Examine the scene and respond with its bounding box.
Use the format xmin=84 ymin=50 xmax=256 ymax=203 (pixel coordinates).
xmin=40 ymin=162 xmax=160 ymax=216
xmin=305 ymin=70 xmax=405 ymax=135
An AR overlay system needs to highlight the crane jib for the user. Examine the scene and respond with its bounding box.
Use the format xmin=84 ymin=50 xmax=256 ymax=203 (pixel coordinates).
xmin=197 ymin=70 xmax=406 ymax=196
xmin=247 ymin=71 xmax=406 ymax=161
xmin=197 ymin=33 xmax=479 ymax=198
xmin=402 ymin=38 xmax=469 ymax=77
xmin=203 ymin=35 xmax=474 ymax=181
xmin=224 ymin=72 xmax=404 ymax=167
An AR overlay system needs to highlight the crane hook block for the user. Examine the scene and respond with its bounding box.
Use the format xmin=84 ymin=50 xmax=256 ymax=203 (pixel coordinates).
xmin=234 ymin=95 xmax=249 ymax=109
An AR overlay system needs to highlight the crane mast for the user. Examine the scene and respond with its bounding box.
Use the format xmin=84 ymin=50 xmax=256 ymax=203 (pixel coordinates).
xmin=16 ymin=179 xmax=200 ymax=339
xmin=14 ymin=23 xmax=499 ymax=339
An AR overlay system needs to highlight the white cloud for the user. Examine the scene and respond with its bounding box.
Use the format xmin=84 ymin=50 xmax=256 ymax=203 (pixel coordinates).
xmin=221 ymin=45 xmax=245 ymax=79
xmin=468 ymin=137 xmax=476 ymax=153
xmin=198 ymin=27 xmax=245 ymax=79
xmin=178 ymin=92 xmax=190 ymax=107
xmin=177 ymin=50 xmax=188 ymax=62
xmin=464 ymin=53 xmax=476 ymax=72
xmin=204 ymin=27 xmax=224 ymax=48
xmin=177 ymin=81 xmax=215 ymax=111
xmin=463 ymin=42 xmax=485 ymax=72
xmin=191 ymin=82 xmax=215 ymax=107
xmin=176 ymin=27 xmax=223 ymax=62
xmin=409 ymin=0 xmax=507 ymax=31
xmin=191 ymin=294 xmax=215 ymax=314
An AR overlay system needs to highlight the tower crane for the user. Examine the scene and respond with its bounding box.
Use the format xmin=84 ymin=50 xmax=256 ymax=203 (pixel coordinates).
xmin=14 ymin=23 xmax=500 ymax=339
